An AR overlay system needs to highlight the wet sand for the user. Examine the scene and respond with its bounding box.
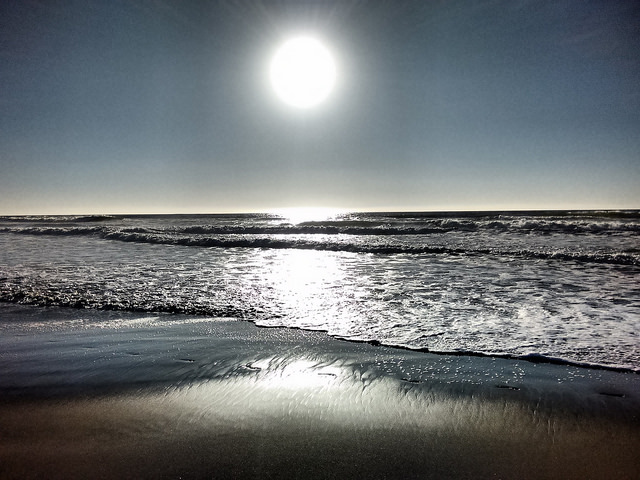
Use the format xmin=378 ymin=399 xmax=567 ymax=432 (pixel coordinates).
xmin=1 ymin=304 xmax=639 ymax=479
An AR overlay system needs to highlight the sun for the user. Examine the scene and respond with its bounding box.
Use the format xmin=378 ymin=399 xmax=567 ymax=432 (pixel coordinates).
xmin=270 ymin=36 xmax=336 ymax=109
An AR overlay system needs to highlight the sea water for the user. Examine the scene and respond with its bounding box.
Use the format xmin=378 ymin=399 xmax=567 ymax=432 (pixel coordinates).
xmin=0 ymin=210 xmax=638 ymax=371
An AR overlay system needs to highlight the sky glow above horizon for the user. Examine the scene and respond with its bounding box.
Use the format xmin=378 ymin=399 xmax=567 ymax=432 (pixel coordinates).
xmin=1 ymin=1 xmax=639 ymax=215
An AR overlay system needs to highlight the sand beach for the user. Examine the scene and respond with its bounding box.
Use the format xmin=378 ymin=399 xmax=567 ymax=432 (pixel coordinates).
xmin=1 ymin=304 xmax=638 ymax=479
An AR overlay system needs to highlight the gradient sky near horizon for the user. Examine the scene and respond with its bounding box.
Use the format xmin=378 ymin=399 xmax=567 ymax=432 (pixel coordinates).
xmin=1 ymin=0 xmax=639 ymax=215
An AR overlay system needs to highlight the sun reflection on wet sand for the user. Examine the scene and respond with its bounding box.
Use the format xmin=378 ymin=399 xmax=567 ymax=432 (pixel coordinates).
xmin=244 ymin=357 xmax=344 ymax=390
xmin=3 ymin=366 xmax=638 ymax=479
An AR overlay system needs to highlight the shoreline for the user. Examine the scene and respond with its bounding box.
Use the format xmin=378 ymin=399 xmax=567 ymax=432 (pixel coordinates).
xmin=1 ymin=304 xmax=639 ymax=478
xmin=329 ymin=334 xmax=640 ymax=375
xmin=2 ymin=301 xmax=638 ymax=376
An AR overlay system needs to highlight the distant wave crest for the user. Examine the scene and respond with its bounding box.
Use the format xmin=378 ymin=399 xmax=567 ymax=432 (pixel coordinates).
xmin=2 ymin=213 xmax=639 ymax=266
xmin=0 ymin=214 xmax=116 ymax=223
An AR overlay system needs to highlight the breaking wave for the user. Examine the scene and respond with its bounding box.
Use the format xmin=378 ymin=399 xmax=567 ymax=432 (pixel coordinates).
xmin=1 ymin=230 xmax=639 ymax=267
xmin=0 ymin=226 xmax=638 ymax=266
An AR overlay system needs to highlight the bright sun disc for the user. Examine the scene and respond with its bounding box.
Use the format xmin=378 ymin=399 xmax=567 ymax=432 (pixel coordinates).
xmin=270 ymin=37 xmax=336 ymax=108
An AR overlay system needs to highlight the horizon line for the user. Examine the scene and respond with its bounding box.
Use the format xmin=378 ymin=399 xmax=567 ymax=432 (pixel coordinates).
xmin=2 ymin=206 xmax=639 ymax=217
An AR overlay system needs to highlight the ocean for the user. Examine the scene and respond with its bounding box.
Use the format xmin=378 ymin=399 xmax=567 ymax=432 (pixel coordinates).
xmin=1 ymin=210 xmax=638 ymax=372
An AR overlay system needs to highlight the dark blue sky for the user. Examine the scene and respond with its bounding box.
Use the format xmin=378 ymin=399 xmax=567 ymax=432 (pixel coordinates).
xmin=1 ymin=0 xmax=639 ymax=214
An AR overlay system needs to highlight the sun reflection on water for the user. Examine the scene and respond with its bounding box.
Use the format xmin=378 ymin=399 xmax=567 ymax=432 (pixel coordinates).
xmin=260 ymin=248 xmax=352 ymax=330
xmin=271 ymin=207 xmax=345 ymax=225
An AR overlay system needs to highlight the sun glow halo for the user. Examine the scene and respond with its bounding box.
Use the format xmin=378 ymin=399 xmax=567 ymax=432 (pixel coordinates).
xmin=270 ymin=37 xmax=336 ymax=108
